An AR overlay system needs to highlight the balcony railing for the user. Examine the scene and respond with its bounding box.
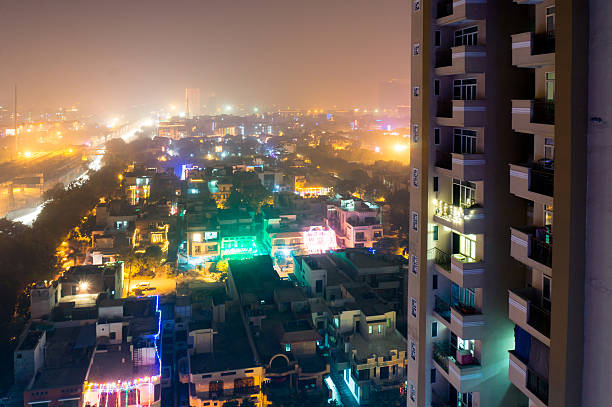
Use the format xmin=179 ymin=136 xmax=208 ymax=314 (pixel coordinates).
xmin=437 ymin=0 xmax=453 ymax=18
xmin=532 ymin=100 xmax=555 ymax=125
xmin=532 ymin=32 xmax=555 ymax=55
xmin=528 ymin=302 xmax=551 ymax=338
xmin=433 ymin=199 xmax=477 ymax=223
xmin=434 ymin=295 xmax=451 ymax=322
xmin=433 ymin=248 xmax=451 ymax=271
xmin=435 ymin=49 xmax=452 ymax=68
xmin=529 ymin=165 xmax=554 ymax=197
xmin=529 ymin=233 xmax=553 ymax=268
xmin=433 ymin=342 xmax=451 ymax=372
xmin=436 ymin=151 xmax=453 ymax=170
xmin=527 ymin=368 xmax=549 ymax=405
xmin=437 ymin=100 xmax=453 ymax=118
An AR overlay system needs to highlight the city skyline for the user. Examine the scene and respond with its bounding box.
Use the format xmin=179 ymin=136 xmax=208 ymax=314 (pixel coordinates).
xmin=0 ymin=0 xmax=411 ymax=114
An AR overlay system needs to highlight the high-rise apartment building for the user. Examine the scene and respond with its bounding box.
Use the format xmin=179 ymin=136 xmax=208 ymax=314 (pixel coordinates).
xmin=408 ymin=1 xmax=599 ymax=406
xmin=186 ymin=87 xmax=201 ymax=118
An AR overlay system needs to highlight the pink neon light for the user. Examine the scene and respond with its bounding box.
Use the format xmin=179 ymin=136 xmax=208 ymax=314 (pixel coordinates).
xmin=302 ymin=226 xmax=337 ymax=254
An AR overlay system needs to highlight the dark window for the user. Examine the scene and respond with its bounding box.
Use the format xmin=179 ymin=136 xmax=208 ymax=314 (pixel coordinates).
xmin=433 ymin=176 xmax=439 ymax=192
xmin=453 ymin=128 xmax=477 ymax=154
xmin=453 ymin=78 xmax=477 ymax=100
xmin=454 ymin=26 xmax=478 ymax=46
xmin=109 ymin=332 xmax=116 ymax=340
xmin=379 ymin=366 xmax=390 ymax=380
xmin=433 ymin=225 xmax=439 ymax=241
xmin=434 ymin=79 xmax=440 ymax=96
xmin=315 ymin=280 xmax=323 ymax=293
xmin=434 ymin=30 xmax=441 ymax=47
xmin=434 ymin=128 xmax=441 ymax=144
xmin=433 ymin=274 xmax=438 ymax=290
xmin=221 ymin=371 xmax=236 ymax=376
xmin=432 ymin=321 xmax=438 ymax=337
xmin=431 ymin=368 xmax=437 ymax=384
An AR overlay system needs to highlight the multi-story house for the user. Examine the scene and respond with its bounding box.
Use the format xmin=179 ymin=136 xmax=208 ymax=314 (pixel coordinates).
xmin=326 ymin=198 xmax=383 ymax=249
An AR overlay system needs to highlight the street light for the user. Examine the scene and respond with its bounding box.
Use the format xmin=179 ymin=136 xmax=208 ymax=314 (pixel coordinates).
xmin=78 ymin=281 xmax=89 ymax=292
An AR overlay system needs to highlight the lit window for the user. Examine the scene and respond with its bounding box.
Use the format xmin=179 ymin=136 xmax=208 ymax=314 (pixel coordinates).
xmin=192 ymin=233 xmax=202 ymax=242
xmin=369 ymin=325 xmax=373 ymax=334
xmin=285 ymin=343 xmax=291 ymax=352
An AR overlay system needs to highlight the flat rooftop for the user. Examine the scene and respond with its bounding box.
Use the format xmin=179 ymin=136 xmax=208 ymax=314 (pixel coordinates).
xmin=229 ymin=255 xmax=283 ymax=303
xmin=343 ymin=284 xmax=392 ymax=317
xmin=17 ymin=331 xmax=44 ymax=351
xmin=339 ymin=251 xmax=394 ymax=270
xmin=189 ymin=306 xmax=256 ymax=374
xmin=87 ymin=344 xmax=160 ymax=384
xmin=350 ymin=329 xmax=406 ymax=361
xmin=30 ymin=325 xmax=96 ymax=389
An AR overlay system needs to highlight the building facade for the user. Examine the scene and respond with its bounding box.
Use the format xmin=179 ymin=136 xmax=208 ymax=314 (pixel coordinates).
xmin=409 ymin=1 xmax=594 ymax=406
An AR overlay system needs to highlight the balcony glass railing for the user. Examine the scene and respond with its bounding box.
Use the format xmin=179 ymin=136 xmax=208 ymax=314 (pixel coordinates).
xmin=433 ymin=342 xmax=451 ymax=372
xmin=528 ymin=302 xmax=551 ymax=338
xmin=437 ymin=0 xmax=453 ymax=18
xmin=433 ymin=199 xmax=479 ymax=225
xmin=527 ymin=368 xmax=549 ymax=405
xmin=528 ymin=227 xmax=553 ymax=268
xmin=435 ymin=49 xmax=452 ymax=68
xmin=434 ymin=295 xmax=451 ymax=322
xmin=432 ymin=248 xmax=451 ymax=271
xmin=437 ymin=101 xmax=453 ymax=118
xmin=532 ymin=32 xmax=555 ymax=55
xmin=532 ymin=100 xmax=555 ymax=125
xmin=436 ymin=151 xmax=453 ymax=170
xmin=529 ymin=165 xmax=554 ymax=197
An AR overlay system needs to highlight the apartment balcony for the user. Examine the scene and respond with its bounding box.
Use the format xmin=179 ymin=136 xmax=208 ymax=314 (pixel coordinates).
xmin=434 ymin=151 xmax=486 ymax=182
xmin=451 ymin=304 xmax=484 ymax=339
xmin=511 ymin=32 xmax=555 ymax=68
xmin=434 ymin=45 xmax=486 ymax=76
xmin=433 ymin=294 xmax=484 ymax=339
xmin=436 ymin=0 xmax=486 ymax=26
xmin=510 ymin=226 xmax=553 ymax=274
xmin=508 ymin=288 xmax=551 ymax=346
xmin=436 ymin=100 xmax=486 ymax=128
xmin=432 ymin=250 xmax=484 ymax=289
xmin=512 ymin=99 xmax=555 ymax=136
xmin=432 ymin=343 xmax=482 ymax=393
xmin=508 ymin=351 xmax=549 ymax=407
xmin=433 ymin=199 xmax=485 ymax=235
xmin=509 ymin=163 xmax=554 ymax=205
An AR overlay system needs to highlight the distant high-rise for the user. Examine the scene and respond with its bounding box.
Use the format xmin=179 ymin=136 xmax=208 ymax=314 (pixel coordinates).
xmin=185 ymin=88 xmax=201 ymax=118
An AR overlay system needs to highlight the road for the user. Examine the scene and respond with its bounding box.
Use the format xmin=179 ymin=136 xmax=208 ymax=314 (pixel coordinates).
xmin=9 ymin=118 xmax=152 ymax=226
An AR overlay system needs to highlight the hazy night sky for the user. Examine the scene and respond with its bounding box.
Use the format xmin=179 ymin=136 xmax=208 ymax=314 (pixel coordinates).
xmin=0 ymin=0 xmax=411 ymax=114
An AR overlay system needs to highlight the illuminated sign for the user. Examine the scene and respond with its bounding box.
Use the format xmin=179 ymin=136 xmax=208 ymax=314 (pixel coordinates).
xmin=204 ymin=231 xmax=218 ymax=241
xmin=302 ymin=226 xmax=337 ymax=254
